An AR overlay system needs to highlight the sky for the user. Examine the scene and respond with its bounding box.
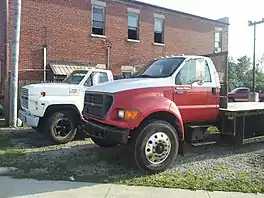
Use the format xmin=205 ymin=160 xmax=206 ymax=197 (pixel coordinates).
xmin=139 ymin=0 xmax=264 ymax=61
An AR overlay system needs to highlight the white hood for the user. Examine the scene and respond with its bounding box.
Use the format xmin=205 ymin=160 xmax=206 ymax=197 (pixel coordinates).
xmin=24 ymin=83 xmax=82 ymax=96
xmin=86 ymin=77 xmax=173 ymax=93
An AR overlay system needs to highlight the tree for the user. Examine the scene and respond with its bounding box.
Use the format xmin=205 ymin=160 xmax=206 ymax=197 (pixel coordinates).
xmin=228 ymin=54 xmax=264 ymax=92
xmin=228 ymin=55 xmax=251 ymax=90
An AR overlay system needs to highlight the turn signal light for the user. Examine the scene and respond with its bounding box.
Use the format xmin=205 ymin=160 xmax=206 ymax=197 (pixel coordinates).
xmin=41 ymin=92 xmax=46 ymax=97
xmin=118 ymin=109 xmax=139 ymax=121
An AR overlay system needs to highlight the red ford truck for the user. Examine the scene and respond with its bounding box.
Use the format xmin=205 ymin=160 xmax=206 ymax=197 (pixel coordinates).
xmin=81 ymin=52 xmax=264 ymax=173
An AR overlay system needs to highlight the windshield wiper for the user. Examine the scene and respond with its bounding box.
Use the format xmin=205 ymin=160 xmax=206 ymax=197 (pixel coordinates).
xmin=132 ymin=74 xmax=156 ymax=78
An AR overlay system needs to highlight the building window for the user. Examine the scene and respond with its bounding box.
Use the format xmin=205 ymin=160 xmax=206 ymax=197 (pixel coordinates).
xmin=154 ymin=16 xmax=164 ymax=44
xmin=214 ymin=30 xmax=222 ymax=53
xmin=92 ymin=5 xmax=105 ymax=35
xmin=128 ymin=11 xmax=139 ymax=40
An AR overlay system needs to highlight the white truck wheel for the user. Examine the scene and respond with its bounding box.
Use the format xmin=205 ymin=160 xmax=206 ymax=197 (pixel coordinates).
xmin=46 ymin=111 xmax=77 ymax=144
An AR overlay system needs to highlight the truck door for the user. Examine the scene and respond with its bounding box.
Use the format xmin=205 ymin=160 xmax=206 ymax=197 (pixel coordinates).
xmin=174 ymin=58 xmax=215 ymax=122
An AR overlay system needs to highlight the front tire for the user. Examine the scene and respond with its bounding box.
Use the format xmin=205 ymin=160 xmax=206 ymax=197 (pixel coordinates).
xmin=46 ymin=111 xmax=77 ymax=144
xmin=131 ymin=120 xmax=179 ymax=173
xmin=91 ymin=137 xmax=118 ymax=148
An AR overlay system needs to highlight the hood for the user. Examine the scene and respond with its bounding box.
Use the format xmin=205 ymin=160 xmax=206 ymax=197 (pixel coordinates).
xmin=23 ymin=83 xmax=83 ymax=96
xmin=86 ymin=77 xmax=173 ymax=93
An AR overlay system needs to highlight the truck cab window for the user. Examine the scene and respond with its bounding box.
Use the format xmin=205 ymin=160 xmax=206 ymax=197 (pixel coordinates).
xmin=99 ymin=72 xmax=109 ymax=83
xmin=175 ymin=60 xmax=197 ymax=85
xmin=204 ymin=60 xmax=212 ymax=82
xmin=236 ymin=89 xmax=249 ymax=94
xmin=62 ymin=70 xmax=88 ymax=85
xmin=84 ymin=76 xmax=93 ymax=87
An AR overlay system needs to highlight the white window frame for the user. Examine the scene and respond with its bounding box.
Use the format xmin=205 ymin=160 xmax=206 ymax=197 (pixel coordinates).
xmin=127 ymin=8 xmax=140 ymax=41
xmin=91 ymin=0 xmax=106 ymax=37
xmin=154 ymin=13 xmax=165 ymax=44
xmin=214 ymin=27 xmax=223 ymax=53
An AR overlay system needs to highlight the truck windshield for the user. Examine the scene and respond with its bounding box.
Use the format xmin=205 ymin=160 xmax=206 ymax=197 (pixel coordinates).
xmin=131 ymin=57 xmax=186 ymax=78
xmin=62 ymin=70 xmax=88 ymax=84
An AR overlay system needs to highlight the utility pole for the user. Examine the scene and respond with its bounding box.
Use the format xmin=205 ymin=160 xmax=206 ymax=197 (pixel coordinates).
xmin=248 ymin=18 xmax=264 ymax=93
xmin=4 ymin=0 xmax=10 ymax=126
xmin=9 ymin=0 xmax=22 ymax=127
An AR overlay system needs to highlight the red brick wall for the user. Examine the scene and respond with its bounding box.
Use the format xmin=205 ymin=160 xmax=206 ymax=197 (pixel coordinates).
xmin=7 ymin=0 xmax=228 ymax=80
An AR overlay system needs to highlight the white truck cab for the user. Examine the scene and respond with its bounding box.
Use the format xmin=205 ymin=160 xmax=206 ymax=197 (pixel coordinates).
xmin=19 ymin=69 xmax=114 ymax=144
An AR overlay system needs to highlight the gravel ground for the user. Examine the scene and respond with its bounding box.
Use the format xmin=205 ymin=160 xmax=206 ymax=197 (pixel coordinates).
xmin=0 ymin=127 xmax=263 ymax=193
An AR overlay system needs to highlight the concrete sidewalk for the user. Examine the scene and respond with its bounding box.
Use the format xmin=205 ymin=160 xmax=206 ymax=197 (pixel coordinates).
xmin=0 ymin=176 xmax=263 ymax=198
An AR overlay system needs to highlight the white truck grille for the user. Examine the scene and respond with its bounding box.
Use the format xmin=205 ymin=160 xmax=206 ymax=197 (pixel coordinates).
xmin=21 ymin=88 xmax=29 ymax=109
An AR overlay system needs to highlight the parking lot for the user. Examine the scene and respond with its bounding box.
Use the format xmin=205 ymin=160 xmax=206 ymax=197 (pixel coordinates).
xmin=0 ymin=127 xmax=263 ymax=193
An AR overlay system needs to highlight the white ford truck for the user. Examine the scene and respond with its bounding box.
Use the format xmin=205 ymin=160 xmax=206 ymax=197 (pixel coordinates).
xmin=19 ymin=69 xmax=114 ymax=144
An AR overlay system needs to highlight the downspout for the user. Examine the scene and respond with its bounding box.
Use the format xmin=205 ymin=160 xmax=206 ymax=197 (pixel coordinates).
xmin=42 ymin=45 xmax=47 ymax=81
xmin=107 ymin=45 xmax=110 ymax=70
xmin=105 ymin=40 xmax=111 ymax=70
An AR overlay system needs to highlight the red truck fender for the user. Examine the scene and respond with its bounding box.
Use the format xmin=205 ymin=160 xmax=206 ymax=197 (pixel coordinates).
xmin=133 ymin=96 xmax=185 ymax=143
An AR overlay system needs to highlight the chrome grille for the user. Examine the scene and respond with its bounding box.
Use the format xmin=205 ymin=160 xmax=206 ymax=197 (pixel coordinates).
xmin=83 ymin=93 xmax=113 ymax=120
xmin=21 ymin=88 xmax=29 ymax=109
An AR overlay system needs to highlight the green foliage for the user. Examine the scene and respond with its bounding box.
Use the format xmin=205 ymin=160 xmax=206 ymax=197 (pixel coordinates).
xmin=228 ymin=54 xmax=264 ymax=92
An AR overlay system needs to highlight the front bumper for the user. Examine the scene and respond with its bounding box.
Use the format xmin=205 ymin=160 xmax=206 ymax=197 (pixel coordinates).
xmin=19 ymin=110 xmax=39 ymax=128
xmin=81 ymin=118 xmax=130 ymax=144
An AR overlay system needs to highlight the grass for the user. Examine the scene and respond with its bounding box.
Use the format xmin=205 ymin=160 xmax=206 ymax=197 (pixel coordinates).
xmin=0 ymin=128 xmax=263 ymax=194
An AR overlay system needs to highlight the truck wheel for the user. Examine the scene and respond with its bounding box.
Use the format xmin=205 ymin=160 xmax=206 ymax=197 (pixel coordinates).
xmin=46 ymin=111 xmax=77 ymax=144
xmin=131 ymin=120 xmax=179 ymax=173
xmin=91 ymin=137 xmax=118 ymax=148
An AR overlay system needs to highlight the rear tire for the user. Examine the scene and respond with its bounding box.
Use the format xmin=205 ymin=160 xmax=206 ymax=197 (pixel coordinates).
xmin=131 ymin=120 xmax=179 ymax=173
xmin=45 ymin=111 xmax=77 ymax=144
xmin=91 ymin=137 xmax=118 ymax=148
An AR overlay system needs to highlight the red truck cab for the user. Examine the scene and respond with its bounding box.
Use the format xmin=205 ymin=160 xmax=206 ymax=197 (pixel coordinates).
xmin=82 ymin=55 xmax=221 ymax=173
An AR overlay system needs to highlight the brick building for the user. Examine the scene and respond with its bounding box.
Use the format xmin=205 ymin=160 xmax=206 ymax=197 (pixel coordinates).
xmin=0 ymin=0 xmax=229 ymax=83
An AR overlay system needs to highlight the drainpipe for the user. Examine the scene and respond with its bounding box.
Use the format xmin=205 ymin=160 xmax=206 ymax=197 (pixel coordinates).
xmin=107 ymin=45 xmax=110 ymax=70
xmin=42 ymin=45 xmax=47 ymax=81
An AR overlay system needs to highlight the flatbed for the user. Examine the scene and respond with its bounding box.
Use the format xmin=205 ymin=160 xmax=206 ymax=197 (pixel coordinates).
xmin=220 ymin=102 xmax=264 ymax=112
xmin=219 ymin=102 xmax=264 ymax=145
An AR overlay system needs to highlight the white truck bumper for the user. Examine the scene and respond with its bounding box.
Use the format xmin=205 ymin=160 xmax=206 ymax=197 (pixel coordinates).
xmin=19 ymin=110 xmax=39 ymax=128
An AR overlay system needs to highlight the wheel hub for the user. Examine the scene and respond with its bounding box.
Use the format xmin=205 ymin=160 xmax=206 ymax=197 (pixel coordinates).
xmin=155 ymin=143 xmax=165 ymax=154
xmin=145 ymin=132 xmax=171 ymax=165
xmin=54 ymin=118 xmax=72 ymax=137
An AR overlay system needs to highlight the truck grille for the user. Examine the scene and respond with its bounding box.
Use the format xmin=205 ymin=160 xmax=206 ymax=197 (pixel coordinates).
xmin=21 ymin=88 xmax=29 ymax=109
xmin=83 ymin=93 xmax=113 ymax=120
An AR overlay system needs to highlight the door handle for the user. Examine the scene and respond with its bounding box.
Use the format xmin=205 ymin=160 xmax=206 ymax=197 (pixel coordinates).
xmin=212 ymin=87 xmax=217 ymax=96
xmin=175 ymin=90 xmax=185 ymax=94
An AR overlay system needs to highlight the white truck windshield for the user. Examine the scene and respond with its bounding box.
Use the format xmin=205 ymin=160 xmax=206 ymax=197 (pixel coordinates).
xmin=62 ymin=70 xmax=88 ymax=85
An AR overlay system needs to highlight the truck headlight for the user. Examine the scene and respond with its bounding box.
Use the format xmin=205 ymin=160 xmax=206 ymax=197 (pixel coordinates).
xmin=117 ymin=109 xmax=139 ymax=121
